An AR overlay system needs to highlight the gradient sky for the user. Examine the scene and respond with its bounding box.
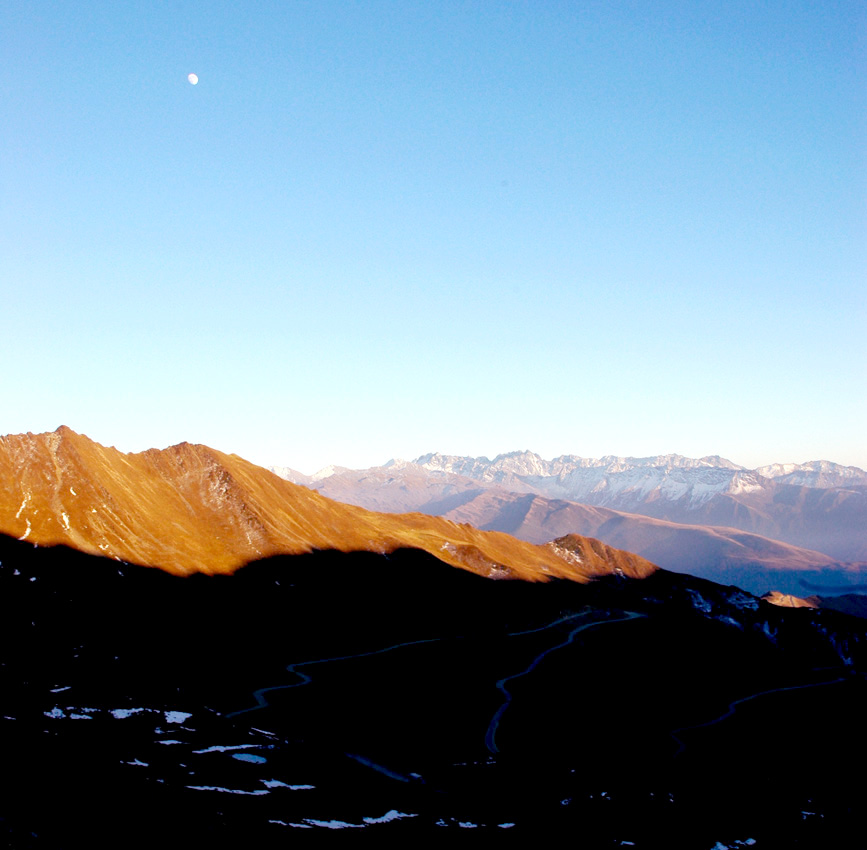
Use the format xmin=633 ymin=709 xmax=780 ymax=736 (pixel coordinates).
xmin=3 ymin=1 xmax=865 ymax=473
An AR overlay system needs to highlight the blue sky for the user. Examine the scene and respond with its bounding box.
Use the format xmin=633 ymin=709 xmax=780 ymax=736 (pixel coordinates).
xmin=2 ymin=1 xmax=865 ymax=472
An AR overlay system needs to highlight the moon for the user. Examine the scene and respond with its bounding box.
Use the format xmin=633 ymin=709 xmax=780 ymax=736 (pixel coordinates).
xmin=187 ymin=73 xmax=198 ymax=85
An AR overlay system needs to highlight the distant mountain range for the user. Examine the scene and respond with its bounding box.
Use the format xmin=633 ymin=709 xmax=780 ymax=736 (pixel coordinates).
xmin=272 ymin=451 xmax=867 ymax=596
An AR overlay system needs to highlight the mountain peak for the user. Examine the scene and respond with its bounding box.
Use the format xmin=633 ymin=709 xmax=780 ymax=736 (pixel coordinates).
xmin=491 ymin=449 xmax=541 ymax=460
xmin=309 ymin=463 xmax=351 ymax=481
xmin=755 ymin=460 xmax=867 ymax=488
xmin=382 ymin=457 xmax=413 ymax=470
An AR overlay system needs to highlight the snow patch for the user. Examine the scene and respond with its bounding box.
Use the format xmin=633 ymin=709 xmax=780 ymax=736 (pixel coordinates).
xmin=15 ymin=495 xmax=29 ymax=519
xmin=686 ymin=589 xmax=713 ymax=614
xmin=726 ymin=590 xmax=759 ymax=611
xmin=309 ymin=464 xmax=349 ymax=482
xmin=250 ymin=727 xmax=278 ymax=738
xmin=110 ymin=708 xmax=145 ymax=719
xmin=262 ymin=779 xmax=315 ymax=790
xmin=303 ymin=818 xmax=363 ymax=829
xmin=548 ymin=543 xmax=583 ymax=566
xmin=362 ymin=810 xmax=418 ymax=824
xmin=186 ymin=785 xmax=269 ymax=796
xmin=232 ymin=753 xmax=267 ymax=764
xmin=164 ymin=711 xmax=192 ymax=724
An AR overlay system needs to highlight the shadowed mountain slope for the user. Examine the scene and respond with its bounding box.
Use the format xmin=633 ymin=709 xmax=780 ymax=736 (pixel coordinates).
xmin=2 ymin=532 xmax=866 ymax=844
xmin=0 ymin=427 xmax=654 ymax=582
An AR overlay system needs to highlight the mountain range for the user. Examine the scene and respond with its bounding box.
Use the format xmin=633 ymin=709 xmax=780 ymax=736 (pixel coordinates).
xmin=3 ymin=428 xmax=867 ymax=844
xmin=272 ymin=451 xmax=867 ymax=596
xmin=0 ymin=427 xmax=653 ymax=582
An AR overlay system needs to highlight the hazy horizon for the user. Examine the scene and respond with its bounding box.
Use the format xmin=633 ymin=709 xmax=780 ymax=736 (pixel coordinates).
xmin=4 ymin=2 xmax=864 ymax=473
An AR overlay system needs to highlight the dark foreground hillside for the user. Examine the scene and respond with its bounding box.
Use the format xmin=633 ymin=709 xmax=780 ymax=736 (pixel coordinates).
xmin=1 ymin=533 xmax=865 ymax=848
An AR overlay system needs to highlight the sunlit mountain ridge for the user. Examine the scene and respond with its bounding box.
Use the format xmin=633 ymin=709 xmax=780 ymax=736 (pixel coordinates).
xmin=0 ymin=427 xmax=654 ymax=582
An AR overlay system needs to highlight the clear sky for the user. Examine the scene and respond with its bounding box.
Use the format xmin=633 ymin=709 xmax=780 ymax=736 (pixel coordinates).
xmin=2 ymin=1 xmax=865 ymax=473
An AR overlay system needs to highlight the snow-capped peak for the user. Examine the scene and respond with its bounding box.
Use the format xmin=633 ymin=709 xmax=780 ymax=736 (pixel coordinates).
xmin=754 ymin=461 xmax=867 ymax=489
xmin=309 ymin=464 xmax=350 ymax=482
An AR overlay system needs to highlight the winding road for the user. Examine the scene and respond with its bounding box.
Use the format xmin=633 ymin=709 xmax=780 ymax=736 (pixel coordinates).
xmin=225 ymin=636 xmax=445 ymax=718
xmin=226 ymin=606 xmax=648 ymax=762
xmin=669 ymin=670 xmax=853 ymax=756
xmin=485 ymin=609 xmax=646 ymax=754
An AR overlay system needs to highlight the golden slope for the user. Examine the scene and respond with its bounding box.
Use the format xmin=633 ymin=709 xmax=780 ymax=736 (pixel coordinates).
xmin=0 ymin=427 xmax=657 ymax=582
xmin=761 ymin=591 xmax=819 ymax=609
